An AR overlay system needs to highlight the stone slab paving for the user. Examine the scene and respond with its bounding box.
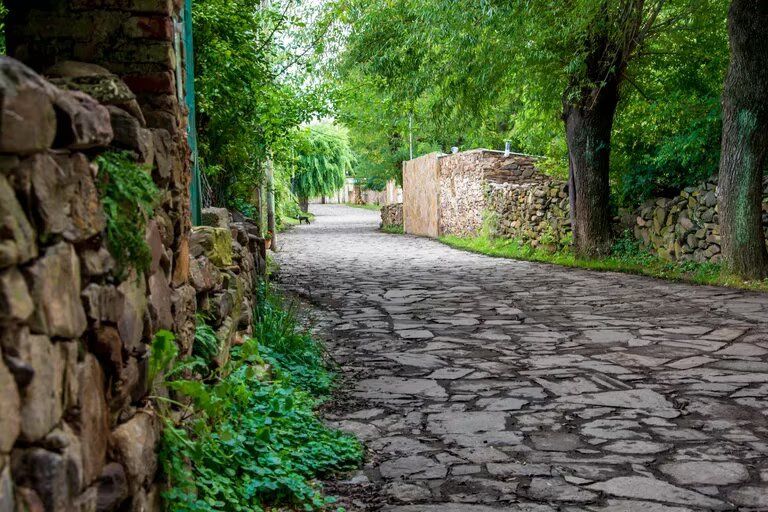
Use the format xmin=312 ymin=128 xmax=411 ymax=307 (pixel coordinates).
xmin=275 ymin=204 xmax=768 ymax=511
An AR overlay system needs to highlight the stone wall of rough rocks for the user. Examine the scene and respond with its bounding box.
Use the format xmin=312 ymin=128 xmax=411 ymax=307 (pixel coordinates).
xmin=481 ymin=163 xmax=768 ymax=260
xmin=380 ymin=203 xmax=403 ymax=228
xmin=486 ymin=180 xmax=571 ymax=248
xmin=437 ymin=150 xmax=553 ymax=239
xmin=7 ymin=0 xmax=184 ymax=134
xmin=0 ymin=57 xmax=266 ymax=511
xmin=403 ymin=153 xmax=440 ymax=237
xmin=631 ymin=177 xmax=768 ymax=263
xmin=191 ymin=208 xmax=267 ymax=365
xmin=6 ymin=0 xmax=193 ymax=286
xmin=438 ymin=151 xmax=493 ymax=237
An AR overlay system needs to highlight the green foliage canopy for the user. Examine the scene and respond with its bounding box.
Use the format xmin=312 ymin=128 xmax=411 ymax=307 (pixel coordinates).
xmin=193 ymin=0 xmax=325 ymax=206
xmin=327 ymin=0 xmax=728 ymax=206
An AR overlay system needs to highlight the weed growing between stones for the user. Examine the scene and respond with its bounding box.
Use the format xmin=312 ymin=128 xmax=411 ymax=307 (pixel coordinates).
xmin=95 ymin=151 xmax=159 ymax=277
xmin=441 ymin=232 xmax=768 ymax=292
xmin=155 ymin=283 xmax=362 ymax=511
xmin=380 ymin=224 xmax=404 ymax=234
xmin=191 ymin=315 xmax=219 ymax=364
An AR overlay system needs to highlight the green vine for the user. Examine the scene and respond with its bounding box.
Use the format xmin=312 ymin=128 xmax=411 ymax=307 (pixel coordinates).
xmin=95 ymin=151 xmax=159 ymax=278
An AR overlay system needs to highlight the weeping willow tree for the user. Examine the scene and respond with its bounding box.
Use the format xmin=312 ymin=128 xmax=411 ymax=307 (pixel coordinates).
xmin=293 ymin=123 xmax=355 ymax=211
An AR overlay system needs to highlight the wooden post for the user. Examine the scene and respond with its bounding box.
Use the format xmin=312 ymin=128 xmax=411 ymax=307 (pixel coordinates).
xmin=265 ymin=155 xmax=277 ymax=251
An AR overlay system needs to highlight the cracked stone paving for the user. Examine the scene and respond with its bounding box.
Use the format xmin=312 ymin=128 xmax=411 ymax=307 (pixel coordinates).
xmin=275 ymin=204 xmax=768 ymax=512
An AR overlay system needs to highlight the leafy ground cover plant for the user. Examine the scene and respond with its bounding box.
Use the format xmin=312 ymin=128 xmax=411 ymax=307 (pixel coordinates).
xmin=440 ymin=233 xmax=767 ymax=292
xmin=158 ymin=283 xmax=362 ymax=511
xmin=253 ymin=283 xmax=334 ymax=396
xmin=95 ymin=151 xmax=159 ymax=277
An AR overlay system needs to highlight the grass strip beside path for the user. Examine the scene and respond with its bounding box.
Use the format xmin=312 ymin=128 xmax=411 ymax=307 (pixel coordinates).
xmin=439 ymin=234 xmax=768 ymax=293
xmin=346 ymin=203 xmax=382 ymax=211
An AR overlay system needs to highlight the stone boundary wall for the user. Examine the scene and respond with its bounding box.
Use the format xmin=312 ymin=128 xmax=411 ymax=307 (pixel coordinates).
xmin=438 ymin=150 xmax=543 ymax=237
xmin=0 ymin=58 xmax=265 ymax=512
xmin=438 ymin=151 xmax=491 ymax=237
xmin=6 ymin=0 xmax=193 ymax=296
xmin=482 ymin=165 xmax=768 ymax=261
xmin=403 ymin=153 xmax=440 ymax=237
xmin=409 ymin=148 xmax=768 ymax=260
xmin=486 ymin=180 xmax=571 ymax=248
xmin=381 ymin=203 xmax=403 ymax=228
xmin=632 ymin=177 xmax=768 ymax=263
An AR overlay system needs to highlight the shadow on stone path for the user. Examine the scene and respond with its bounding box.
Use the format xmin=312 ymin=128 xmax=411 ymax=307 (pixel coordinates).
xmin=275 ymin=204 xmax=768 ymax=512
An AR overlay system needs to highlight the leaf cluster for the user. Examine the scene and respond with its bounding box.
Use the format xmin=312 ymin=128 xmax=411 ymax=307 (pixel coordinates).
xmin=193 ymin=0 xmax=326 ymax=207
xmin=95 ymin=151 xmax=159 ymax=277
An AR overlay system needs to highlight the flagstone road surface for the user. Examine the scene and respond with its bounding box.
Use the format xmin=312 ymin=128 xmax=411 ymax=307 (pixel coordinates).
xmin=275 ymin=204 xmax=768 ymax=511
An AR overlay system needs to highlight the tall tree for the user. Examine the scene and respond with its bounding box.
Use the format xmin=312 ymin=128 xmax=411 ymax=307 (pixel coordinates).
xmin=193 ymin=0 xmax=324 ymax=208
xmin=717 ymin=0 xmax=768 ymax=279
xmin=292 ymin=124 xmax=355 ymax=211
xmin=332 ymin=0 xmax=723 ymax=241
xmin=550 ymin=1 xmax=666 ymax=256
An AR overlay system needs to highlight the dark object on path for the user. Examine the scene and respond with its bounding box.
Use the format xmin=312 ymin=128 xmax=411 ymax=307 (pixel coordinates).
xmin=298 ymin=214 xmax=311 ymax=224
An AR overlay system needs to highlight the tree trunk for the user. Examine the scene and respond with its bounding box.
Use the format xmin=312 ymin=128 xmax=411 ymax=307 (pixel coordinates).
xmin=251 ymin=185 xmax=263 ymax=234
xmin=717 ymin=0 xmax=768 ymax=280
xmin=563 ymin=77 xmax=620 ymax=257
xmin=299 ymin=197 xmax=309 ymax=213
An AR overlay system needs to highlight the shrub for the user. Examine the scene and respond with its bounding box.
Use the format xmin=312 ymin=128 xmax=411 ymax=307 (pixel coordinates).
xmin=253 ymin=282 xmax=333 ymax=396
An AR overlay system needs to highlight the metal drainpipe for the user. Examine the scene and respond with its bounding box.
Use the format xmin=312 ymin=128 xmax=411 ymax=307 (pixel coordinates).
xmin=181 ymin=0 xmax=202 ymax=226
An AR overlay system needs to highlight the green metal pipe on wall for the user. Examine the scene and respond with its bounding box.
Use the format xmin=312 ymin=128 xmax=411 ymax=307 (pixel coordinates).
xmin=183 ymin=0 xmax=203 ymax=226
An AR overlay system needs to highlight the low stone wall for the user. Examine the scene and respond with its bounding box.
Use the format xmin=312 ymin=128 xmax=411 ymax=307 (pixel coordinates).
xmin=486 ymin=180 xmax=571 ymax=248
xmin=486 ymin=171 xmax=768 ymax=262
xmin=403 ymin=153 xmax=441 ymax=237
xmin=412 ymin=146 xmax=768 ymax=262
xmin=381 ymin=203 xmax=403 ymax=228
xmin=0 ymin=58 xmax=265 ymax=511
xmin=632 ymin=177 xmax=768 ymax=263
xmin=191 ymin=208 xmax=267 ymax=366
xmin=438 ymin=150 xmax=543 ymax=237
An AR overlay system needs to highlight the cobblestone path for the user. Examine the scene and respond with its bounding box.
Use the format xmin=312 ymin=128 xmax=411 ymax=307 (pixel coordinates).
xmin=275 ymin=204 xmax=768 ymax=511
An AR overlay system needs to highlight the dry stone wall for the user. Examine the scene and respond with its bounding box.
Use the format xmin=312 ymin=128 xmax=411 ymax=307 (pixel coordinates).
xmin=438 ymin=151 xmax=491 ymax=237
xmin=452 ymin=152 xmax=768 ymax=261
xmin=380 ymin=203 xmax=403 ymax=228
xmin=436 ymin=150 xmax=556 ymax=241
xmin=6 ymin=0 xmax=193 ymax=295
xmin=0 ymin=57 xmax=266 ymax=512
xmin=486 ymin=180 xmax=571 ymax=248
xmin=631 ymin=177 xmax=768 ymax=263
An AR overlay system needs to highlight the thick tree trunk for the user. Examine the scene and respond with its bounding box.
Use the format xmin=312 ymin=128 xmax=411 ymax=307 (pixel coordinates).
xmin=299 ymin=197 xmax=309 ymax=213
xmin=563 ymin=78 xmax=619 ymax=257
xmin=717 ymin=0 xmax=768 ymax=280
